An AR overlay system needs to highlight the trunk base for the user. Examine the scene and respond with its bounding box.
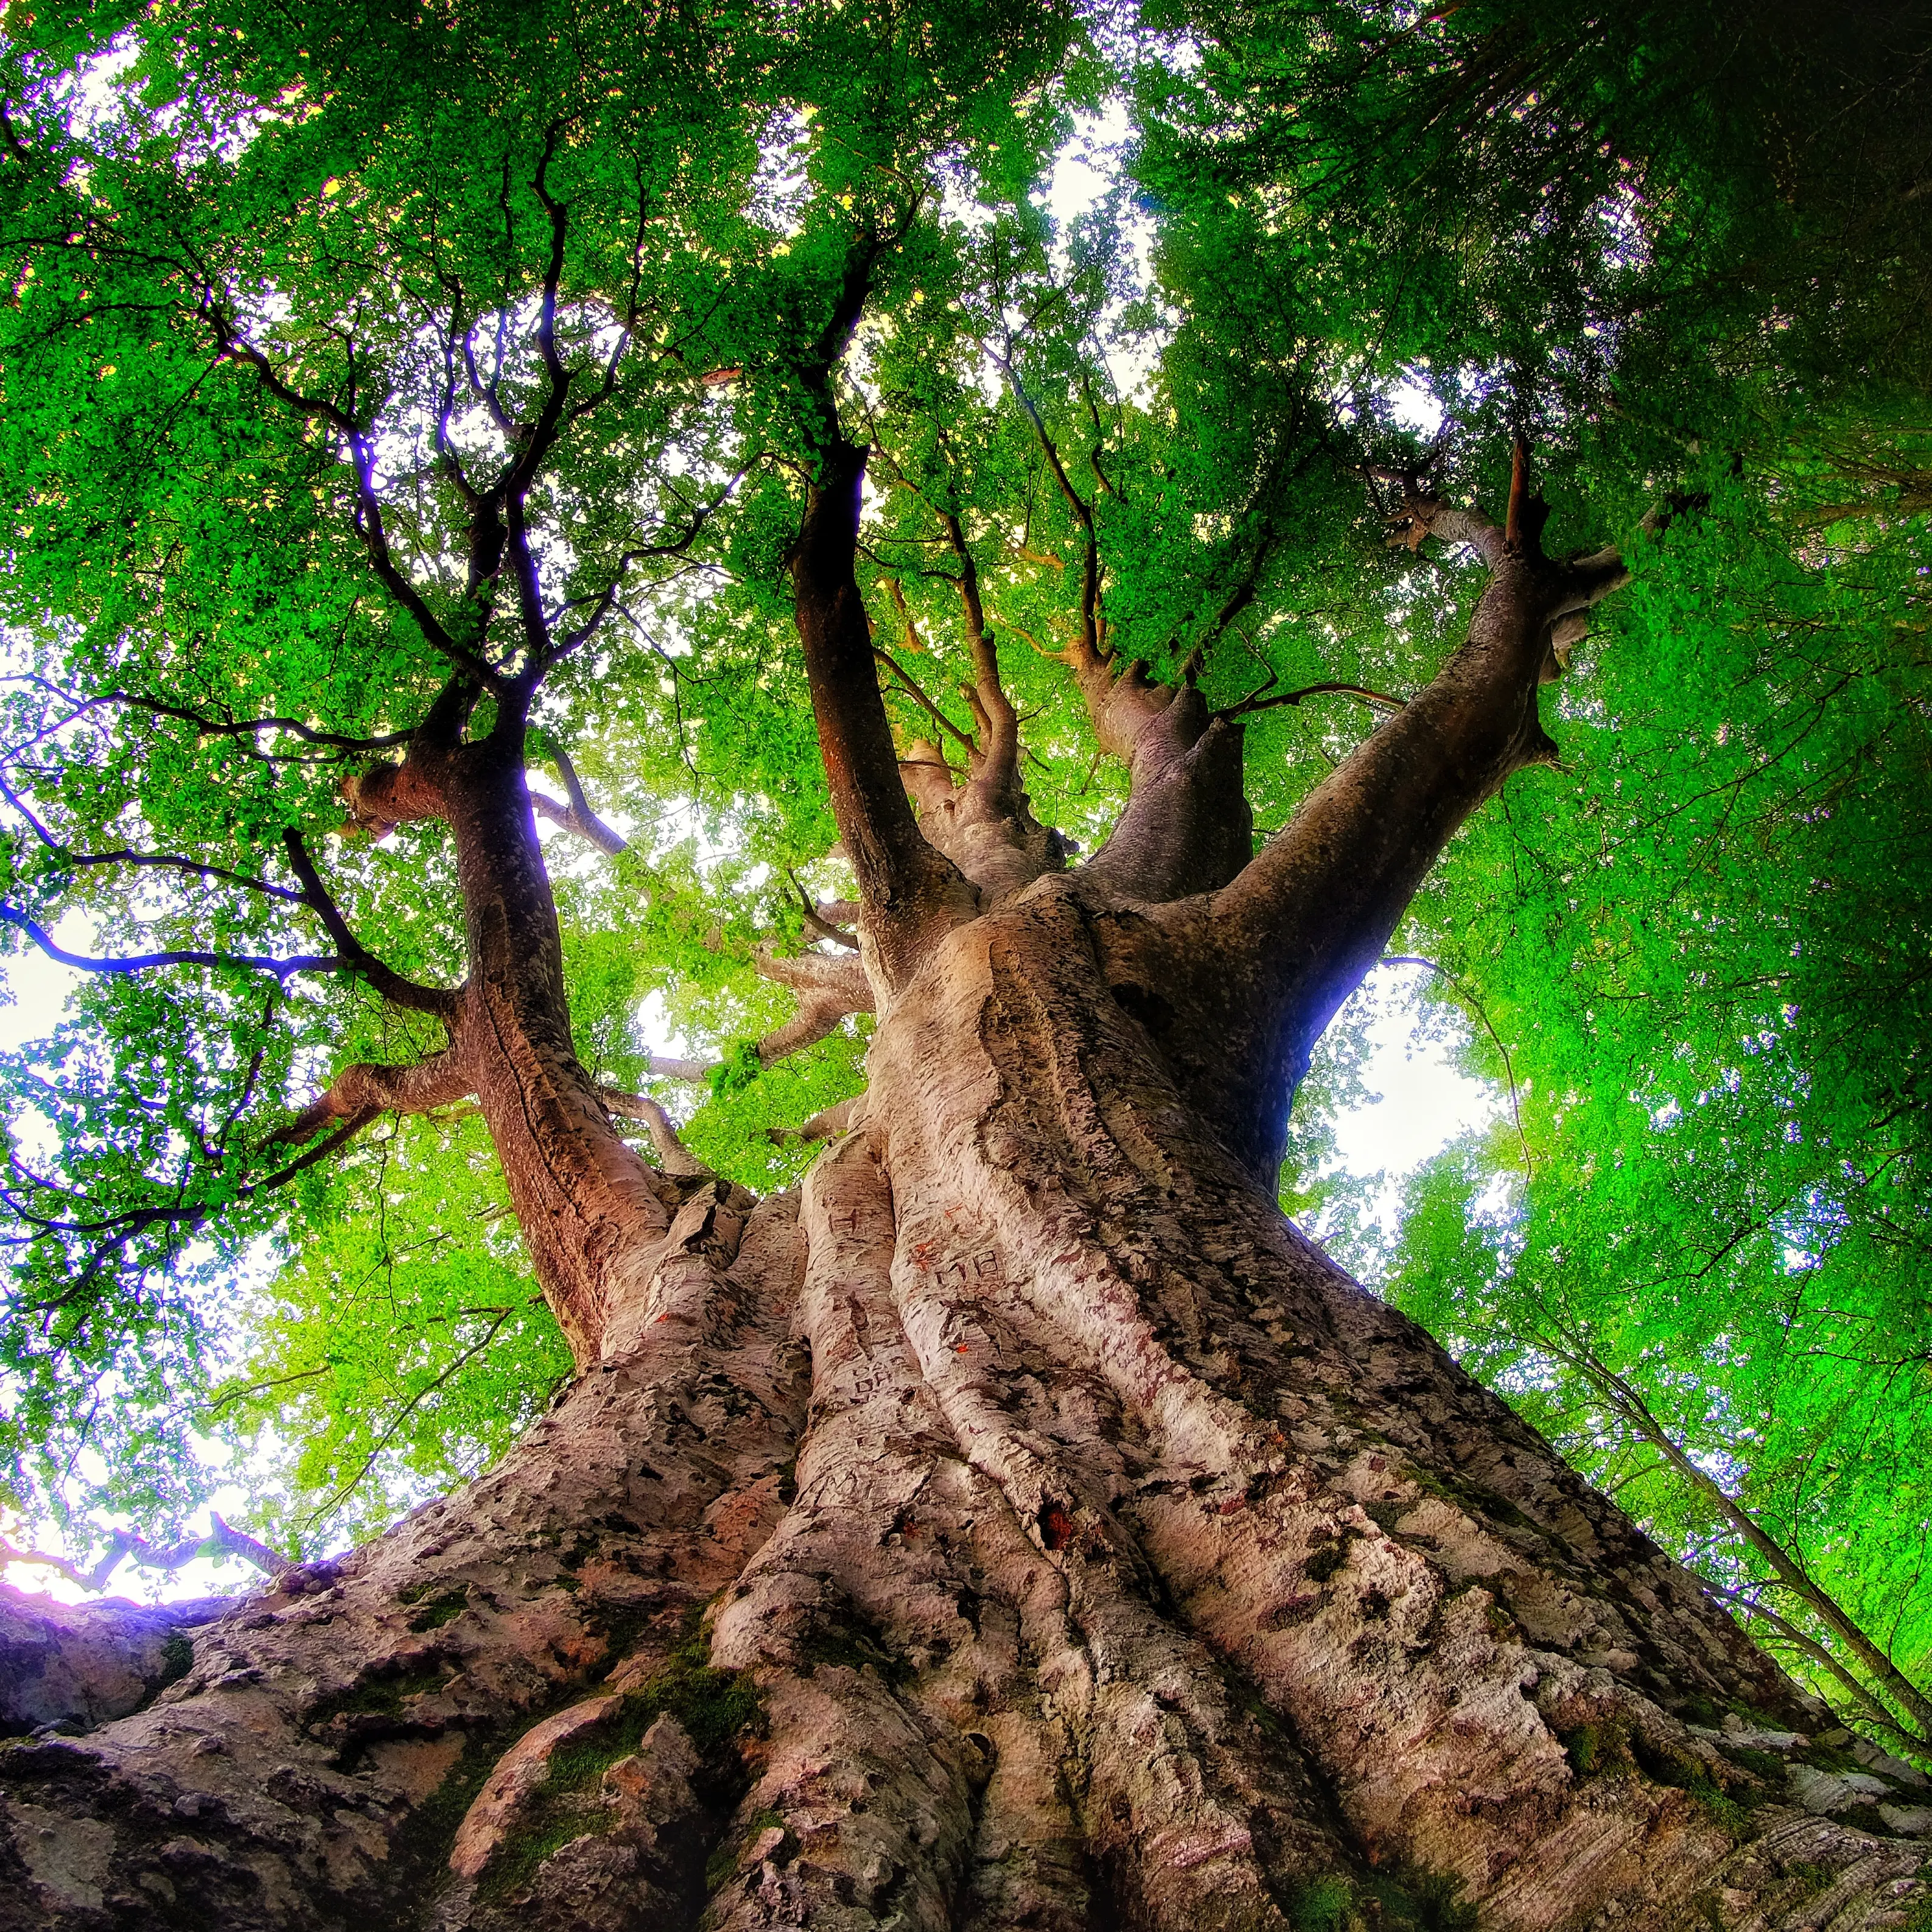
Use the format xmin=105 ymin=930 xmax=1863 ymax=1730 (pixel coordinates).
xmin=4 ymin=897 xmax=1927 ymax=1929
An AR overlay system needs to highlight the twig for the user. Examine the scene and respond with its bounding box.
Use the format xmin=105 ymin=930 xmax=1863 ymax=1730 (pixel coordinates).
xmin=1228 ymin=680 xmax=1407 ymax=720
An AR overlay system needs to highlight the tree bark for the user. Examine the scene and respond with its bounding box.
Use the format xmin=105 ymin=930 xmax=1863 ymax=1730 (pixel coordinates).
xmin=326 ymin=701 xmax=677 ymax=1366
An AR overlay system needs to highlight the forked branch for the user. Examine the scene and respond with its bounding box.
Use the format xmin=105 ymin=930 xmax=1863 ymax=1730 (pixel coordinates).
xmin=597 ymin=1087 xmax=711 ymax=1177
xmin=283 ymin=831 xmax=463 ymax=1019
xmin=788 ymin=237 xmax=973 ymax=979
xmin=1191 ymin=446 xmax=1596 ymax=1179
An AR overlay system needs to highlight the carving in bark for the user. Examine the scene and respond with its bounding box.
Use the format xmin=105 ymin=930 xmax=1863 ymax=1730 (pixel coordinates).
xmin=7 ymin=304 xmax=1927 ymax=1932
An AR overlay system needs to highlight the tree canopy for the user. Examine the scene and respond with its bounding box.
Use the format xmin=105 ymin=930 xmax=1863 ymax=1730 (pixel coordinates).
xmin=2 ymin=0 xmax=1929 ymax=1765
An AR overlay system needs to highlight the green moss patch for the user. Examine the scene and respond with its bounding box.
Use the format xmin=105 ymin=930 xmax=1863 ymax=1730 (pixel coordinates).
xmin=1286 ymin=1874 xmax=1357 ymax=1931
xmin=1562 ymin=1718 xmax=1755 ymax=1838
xmin=1304 ymin=1529 xmax=1360 ymax=1584
xmin=1278 ymin=1864 xmax=1476 ymax=1932
xmin=704 ymin=1807 xmax=793 ymax=1893
xmin=403 ymin=1586 xmax=470 ymax=1633
xmin=151 ymin=1630 xmax=195 ymax=1694
xmin=799 ymin=1606 xmax=913 ymax=1688
xmin=306 ymin=1657 xmax=454 ymax=1734
xmin=477 ymin=1617 xmax=763 ymax=1904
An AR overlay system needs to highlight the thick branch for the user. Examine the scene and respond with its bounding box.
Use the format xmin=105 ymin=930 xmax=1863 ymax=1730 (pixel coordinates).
xmin=82 ymin=1513 xmax=292 ymax=1593
xmin=623 ymin=951 xmax=873 ymax=1097
xmin=529 ymin=776 xmax=628 ymax=857
xmin=1123 ymin=457 xmax=1577 ymax=1181
xmin=270 ymin=1048 xmax=474 ymax=1149
xmin=642 ymin=1051 xmax=716 ymax=1083
xmin=1075 ymin=676 xmax=1255 ymax=904
xmin=751 ymin=946 xmax=875 ymax=1063
xmin=789 ymin=875 xmax=859 ymax=950
xmin=597 ymin=1087 xmax=711 ymax=1178
xmin=791 ymin=438 xmax=972 ymax=980
xmin=1371 ymin=463 xmax=1509 ymax=564
xmin=338 ymin=757 xmax=454 ymax=838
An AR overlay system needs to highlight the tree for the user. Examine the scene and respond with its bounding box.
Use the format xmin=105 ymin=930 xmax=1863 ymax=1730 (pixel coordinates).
xmin=0 ymin=4 xmax=1928 ymax=1930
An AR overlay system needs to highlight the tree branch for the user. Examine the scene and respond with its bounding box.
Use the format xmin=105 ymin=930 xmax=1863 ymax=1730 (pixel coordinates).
xmin=529 ymin=789 xmax=629 ymax=856
xmin=642 ymin=1051 xmax=715 ymax=1083
xmin=270 ymin=1048 xmax=474 ymax=1150
xmin=82 ymin=1511 xmax=292 ymax=1593
xmin=5 ymin=1110 xmax=384 ymax=1263
xmin=1181 ymin=452 xmax=1581 ymax=1180
xmin=0 ymin=679 xmax=414 ymax=759
xmin=998 ymin=354 xmax=1104 ymax=671
xmin=1706 ymin=1583 xmax=1932 ymax=1754
xmin=789 ymin=872 xmax=859 ymax=950
xmin=0 ymin=768 xmax=309 ymax=905
xmin=0 ymin=901 xmax=338 ymax=985
xmin=1553 ymin=1335 xmax=1932 ymax=1742
xmin=1226 ymin=679 xmax=1407 ymax=720
xmin=751 ymin=945 xmax=875 ymax=1063
xmin=194 ymin=296 xmax=503 ymax=692
xmin=874 ymin=644 xmax=977 ymax=756
xmin=282 ymin=830 xmax=463 ymax=1018
xmin=597 ymin=1087 xmax=710 ymax=1177
xmin=791 ymin=434 xmax=971 ymax=978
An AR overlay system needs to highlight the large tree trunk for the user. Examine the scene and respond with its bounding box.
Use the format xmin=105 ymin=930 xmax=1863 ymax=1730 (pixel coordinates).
xmin=7 ymin=441 xmax=1928 ymax=1927
xmin=4 ymin=898 xmax=1928 ymax=1931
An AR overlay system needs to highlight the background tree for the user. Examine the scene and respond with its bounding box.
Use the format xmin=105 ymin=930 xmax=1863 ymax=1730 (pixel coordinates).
xmin=0 ymin=3 xmax=1928 ymax=1930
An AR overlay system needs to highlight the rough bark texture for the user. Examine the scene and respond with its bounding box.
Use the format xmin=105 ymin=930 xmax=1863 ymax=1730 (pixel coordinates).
xmin=0 ymin=1589 xmax=227 ymax=1740
xmin=4 ymin=930 xmax=1927 ymax=1929
xmin=5 ymin=469 xmax=1928 ymax=1931
xmin=330 ymin=701 xmax=674 ymax=1365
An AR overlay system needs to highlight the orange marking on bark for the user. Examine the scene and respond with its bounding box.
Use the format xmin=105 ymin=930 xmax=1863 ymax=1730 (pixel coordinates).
xmin=1505 ymin=436 xmax=1530 ymax=550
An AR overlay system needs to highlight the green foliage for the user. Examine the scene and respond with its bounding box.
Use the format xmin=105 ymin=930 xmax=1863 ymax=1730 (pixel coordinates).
xmin=212 ymin=1108 xmax=572 ymax=1550
xmin=707 ymin=1040 xmax=768 ymax=1101
xmin=1158 ymin=0 xmax=1932 ymax=1760
xmin=1323 ymin=472 xmax=1932 ymax=1753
